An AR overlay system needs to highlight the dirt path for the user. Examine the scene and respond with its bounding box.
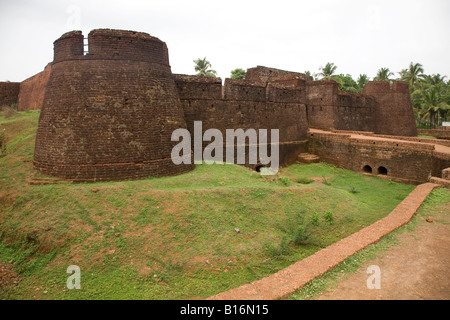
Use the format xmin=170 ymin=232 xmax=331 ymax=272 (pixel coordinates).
xmin=316 ymin=207 xmax=450 ymax=300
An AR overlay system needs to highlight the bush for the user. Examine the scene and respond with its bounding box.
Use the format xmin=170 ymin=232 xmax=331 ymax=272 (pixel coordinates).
xmin=264 ymin=237 xmax=290 ymax=257
xmin=293 ymin=225 xmax=310 ymax=245
xmin=324 ymin=211 xmax=334 ymax=225
xmin=309 ymin=211 xmax=320 ymax=226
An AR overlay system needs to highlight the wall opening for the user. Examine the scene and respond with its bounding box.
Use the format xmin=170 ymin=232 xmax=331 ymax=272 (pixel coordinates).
xmin=377 ymin=166 xmax=388 ymax=175
xmin=83 ymin=37 xmax=89 ymax=55
xmin=362 ymin=165 xmax=372 ymax=173
xmin=254 ymin=164 xmax=265 ymax=173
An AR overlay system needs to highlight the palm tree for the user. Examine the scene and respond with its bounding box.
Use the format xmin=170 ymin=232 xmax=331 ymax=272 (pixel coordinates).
xmin=318 ymin=62 xmax=338 ymax=80
xmin=399 ymin=62 xmax=425 ymax=91
xmin=374 ymin=68 xmax=394 ymax=81
xmin=357 ymin=74 xmax=369 ymax=90
xmin=426 ymin=74 xmax=447 ymax=86
xmin=419 ymin=87 xmax=441 ymax=128
xmin=193 ymin=57 xmax=217 ymax=77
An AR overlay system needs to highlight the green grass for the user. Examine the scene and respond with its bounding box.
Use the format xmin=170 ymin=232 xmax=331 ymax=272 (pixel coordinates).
xmin=0 ymin=110 xmax=419 ymax=299
xmin=417 ymin=134 xmax=437 ymax=140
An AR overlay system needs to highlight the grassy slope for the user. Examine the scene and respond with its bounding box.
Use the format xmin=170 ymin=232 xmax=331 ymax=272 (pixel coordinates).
xmin=0 ymin=111 xmax=417 ymax=299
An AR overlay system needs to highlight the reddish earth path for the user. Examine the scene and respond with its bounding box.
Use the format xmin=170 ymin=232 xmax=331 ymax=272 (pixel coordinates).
xmin=208 ymin=183 xmax=440 ymax=300
xmin=316 ymin=203 xmax=450 ymax=300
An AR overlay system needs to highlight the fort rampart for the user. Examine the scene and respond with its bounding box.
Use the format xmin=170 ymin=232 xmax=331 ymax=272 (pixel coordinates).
xmin=1 ymin=29 xmax=445 ymax=183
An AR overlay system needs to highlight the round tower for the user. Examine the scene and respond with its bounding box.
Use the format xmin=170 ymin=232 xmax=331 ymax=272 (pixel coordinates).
xmin=34 ymin=29 xmax=193 ymax=182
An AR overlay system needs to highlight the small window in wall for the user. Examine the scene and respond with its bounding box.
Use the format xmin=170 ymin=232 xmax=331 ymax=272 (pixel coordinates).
xmin=378 ymin=166 xmax=388 ymax=175
xmin=362 ymin=165 xmax=372 ymax=173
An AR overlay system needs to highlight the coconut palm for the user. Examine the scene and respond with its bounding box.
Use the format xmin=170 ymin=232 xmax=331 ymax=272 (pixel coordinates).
xmin=424 ymin=74 xmax=447 ymax=86
xmin=374 ymin=68 xmax=394 ymax=81
xmin=357 ymin=74 xmax=369 ymax=90
xmin=193 ymin=57 xmax=217 ymax=77
xmin=417 ymin=85 xmax=450 ymax=127
xmin=318 ymin=62 xmax=338 ymax=80
xmin=399 ymin=62 xmax=425 ymax=91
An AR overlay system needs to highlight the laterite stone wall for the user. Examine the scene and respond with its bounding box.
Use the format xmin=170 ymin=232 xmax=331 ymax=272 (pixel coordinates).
xmin=33 ymin=29 xmax=194 ymax=182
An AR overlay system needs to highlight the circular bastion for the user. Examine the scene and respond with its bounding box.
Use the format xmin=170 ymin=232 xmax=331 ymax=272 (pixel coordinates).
xmin=33 ymin=29 xmax=194 ymax=182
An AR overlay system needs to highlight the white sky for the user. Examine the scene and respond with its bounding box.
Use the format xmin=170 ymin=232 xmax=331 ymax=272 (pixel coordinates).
xmin=0 ymin=0 xmax=449 ymax=82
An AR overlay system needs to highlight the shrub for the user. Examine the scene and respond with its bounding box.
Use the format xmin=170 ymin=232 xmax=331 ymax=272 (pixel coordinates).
xmin=293 ymin=225 xmax=310 ymax=245
xmin=324 ymin=210 xmax=334 ymax=225
xmin=264 ymin=237 xmax=291 ymax=257
xmin=309 ymin=211 xmax=320 ymax=226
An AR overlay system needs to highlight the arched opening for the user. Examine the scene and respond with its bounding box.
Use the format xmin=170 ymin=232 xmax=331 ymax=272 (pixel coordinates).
xmin=254 ymin=164 xmax=265 ymax=173
xmin=377 ymin=166 xmax=388 ymax=175
xmin=362 ymin=165 xmax=372 ymax=173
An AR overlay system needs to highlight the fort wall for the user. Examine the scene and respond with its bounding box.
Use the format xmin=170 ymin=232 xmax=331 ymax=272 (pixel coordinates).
xmin=0 ymin=82 xmax=20 ymax=106
xmin=363 ymin=81 xmax=418 ymax=136
xmin=173 ymin=75 xmax=309 ymax=168
xmin=17 ymin=64 xmax=52 ymax=111
xmin=21 ymin=29 xmax=429 ymax=182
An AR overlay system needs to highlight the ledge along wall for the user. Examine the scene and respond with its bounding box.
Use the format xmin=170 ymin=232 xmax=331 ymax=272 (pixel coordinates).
xmin=33 ymin=29 xmax=194 ymax=182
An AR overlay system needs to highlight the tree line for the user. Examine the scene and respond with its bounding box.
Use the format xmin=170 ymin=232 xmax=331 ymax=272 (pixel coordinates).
xmin=194 ymin=58 xmax=449 ymax=128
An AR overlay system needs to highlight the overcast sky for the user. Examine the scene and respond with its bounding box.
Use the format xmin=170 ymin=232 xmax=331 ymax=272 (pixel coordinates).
xmin=0 ymin=0 xmax=449 ymax=82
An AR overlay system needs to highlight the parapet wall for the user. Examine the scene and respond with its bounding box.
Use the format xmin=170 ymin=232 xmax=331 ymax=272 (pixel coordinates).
xmin=53 ymin=29 xmax=170 ymax=65
xmin=0 ymin=82 xmax=20 ymax=106
xmin=246 ymin=66 xmax=312 ymax=83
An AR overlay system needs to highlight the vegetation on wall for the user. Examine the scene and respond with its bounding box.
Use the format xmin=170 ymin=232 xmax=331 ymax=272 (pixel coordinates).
xmin=230 ymin=68 xmax=246 ymax=79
